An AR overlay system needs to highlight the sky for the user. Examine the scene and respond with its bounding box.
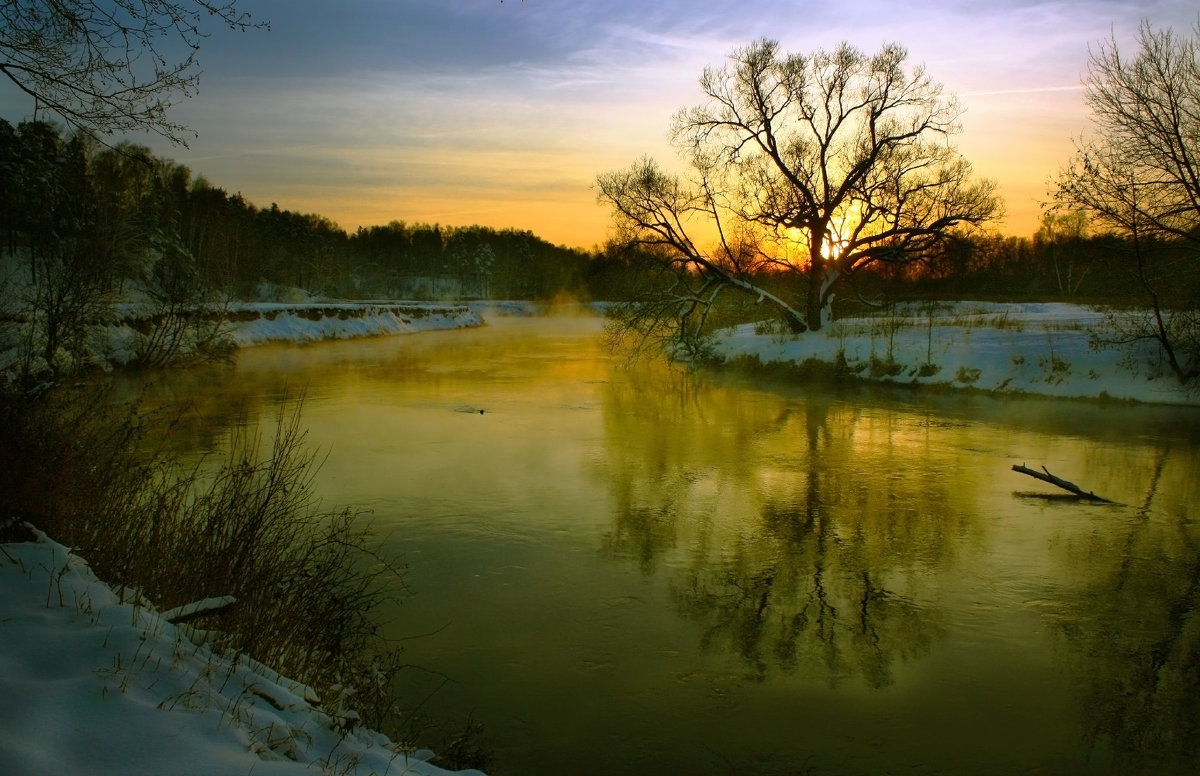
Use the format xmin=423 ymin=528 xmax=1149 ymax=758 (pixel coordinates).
xmin=3 ymin=0 xmax=1199 ymax=248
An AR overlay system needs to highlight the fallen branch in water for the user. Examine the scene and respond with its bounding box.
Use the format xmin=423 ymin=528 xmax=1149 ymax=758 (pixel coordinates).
xmin=1011 ymin=464 xmax=1112 ymax=502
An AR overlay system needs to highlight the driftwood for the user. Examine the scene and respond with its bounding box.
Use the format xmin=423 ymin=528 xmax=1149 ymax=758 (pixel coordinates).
xmin=1011 ymin=464 xmax=1112 ymax=502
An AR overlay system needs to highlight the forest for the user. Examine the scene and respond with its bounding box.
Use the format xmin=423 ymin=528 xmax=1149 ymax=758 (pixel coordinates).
xmin=0 ymin=119 xmax=601 ymax=301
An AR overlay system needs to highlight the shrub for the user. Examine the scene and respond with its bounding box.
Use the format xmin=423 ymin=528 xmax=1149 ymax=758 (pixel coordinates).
xmin=954 ymin=366 xmax=982 ymax=384
xmin=917 ymin=362 xmax=942 ymax=377
xmin=869 ymin=355 xmax=904 ymax=378
xmin=0 ymin=385 xmax=409 ymax=736
xmin=1038 ymin=353 xmax=1072 ymax=384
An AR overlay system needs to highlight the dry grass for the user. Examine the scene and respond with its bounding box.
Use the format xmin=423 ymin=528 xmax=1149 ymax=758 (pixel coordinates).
xmin=0 ymin=384 xmax=410 ymax=737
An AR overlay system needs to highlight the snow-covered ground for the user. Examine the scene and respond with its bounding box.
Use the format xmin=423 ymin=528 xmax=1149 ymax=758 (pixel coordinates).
xmin=96 ymin=301 xmax=484 ymax=365
xmin=713 ymin=301 xmax=1198 ymax=406
xmin=0 ymin=528 xmax=487 ymax=776
xmin=0 ymin=302 xmax=484 ymax=376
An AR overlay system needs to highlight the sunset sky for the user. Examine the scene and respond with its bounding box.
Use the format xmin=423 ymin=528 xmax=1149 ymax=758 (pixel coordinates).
xmin=4 ymin=0 xmax=1199 ymax=248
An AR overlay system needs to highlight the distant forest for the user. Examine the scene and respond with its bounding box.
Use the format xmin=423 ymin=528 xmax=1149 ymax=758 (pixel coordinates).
xmin=0 ymin=120 xmax=610 ymax=303
xmin=2 ymin=119 xmax=1195 ymax=310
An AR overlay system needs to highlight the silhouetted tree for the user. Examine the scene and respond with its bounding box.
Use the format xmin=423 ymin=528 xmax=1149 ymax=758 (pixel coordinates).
xmin=598 ymin=38 xmax=999 ymax=360
xmin=1035 ymin=210 xmax=1093 ymax=297
xmin=0 ymin=119 xmax=18 ymax=253
xmin=1054 ymin=20 xmax=1200 ymax=384
xmin=9 ymin=123 xmax=119 ymax=371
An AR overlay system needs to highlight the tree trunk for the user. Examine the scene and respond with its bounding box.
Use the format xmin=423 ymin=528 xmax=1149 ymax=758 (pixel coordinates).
xmin=806 ymin=259 xmax=825 ymax=332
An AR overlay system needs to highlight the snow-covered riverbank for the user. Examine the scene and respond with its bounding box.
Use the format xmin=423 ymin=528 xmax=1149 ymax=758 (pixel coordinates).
xmin=0 ymin=528 xmax=487 ymax=776
xmin=713 ymin=301 xmax=1198 ymax=406
xmin=113 ymin=298 xmax=1199 ymax=406
xmin=99 ymin=300 xmax=485 ymax=363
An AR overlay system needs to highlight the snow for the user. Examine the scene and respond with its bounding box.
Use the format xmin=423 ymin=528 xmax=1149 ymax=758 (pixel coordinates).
xmin=160 ymin=595 xmax=237 ymax=624
xmin=712 ymin=301 xmax=1198 ymax=406
xmin=95 ymin=302 xmax=485 ymax=367
xmin=224 ymin=303 xmax=483 ymax=347
xmin=0 ymin=528 xmax=488 ymax=776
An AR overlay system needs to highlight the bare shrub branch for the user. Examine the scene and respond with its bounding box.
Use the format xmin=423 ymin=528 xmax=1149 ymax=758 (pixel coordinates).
xmin=0 ymin=1 xmax=267 ymax=144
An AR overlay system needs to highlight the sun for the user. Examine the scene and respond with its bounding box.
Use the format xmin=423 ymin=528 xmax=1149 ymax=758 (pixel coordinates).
xmin=778 ymin=209 xmax=858 ymax=267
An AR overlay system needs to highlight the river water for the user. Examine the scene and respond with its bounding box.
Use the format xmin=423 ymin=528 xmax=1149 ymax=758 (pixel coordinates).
xmin=125 ymin=313 xmax=1200 ymax=776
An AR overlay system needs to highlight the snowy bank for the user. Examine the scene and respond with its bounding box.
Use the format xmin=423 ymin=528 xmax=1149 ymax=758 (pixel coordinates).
xmin=713 ymin=301 xmax=1198 ymax=406
xmin=0 ymin=528 xmax=487 ymax=776
xmin=1 ymin=299 xmax=486 ymax=376
xmin=106 ymin=301 xmax=483 ymax=354
xmin=225 ymin=302 xmax=482 ymax=346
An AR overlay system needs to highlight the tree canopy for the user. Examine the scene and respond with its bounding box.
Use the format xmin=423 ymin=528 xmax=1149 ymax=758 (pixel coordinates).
xmin=1055 ymin=21 xmax=1200 ymax=243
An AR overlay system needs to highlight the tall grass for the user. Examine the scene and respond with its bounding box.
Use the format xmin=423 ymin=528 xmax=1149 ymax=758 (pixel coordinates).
xmin=0 ymin=385 xmax=409 ymax=736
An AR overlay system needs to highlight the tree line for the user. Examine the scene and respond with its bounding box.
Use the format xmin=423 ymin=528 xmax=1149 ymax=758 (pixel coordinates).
xmin=0 ymin=118 xmax=603 ymax=301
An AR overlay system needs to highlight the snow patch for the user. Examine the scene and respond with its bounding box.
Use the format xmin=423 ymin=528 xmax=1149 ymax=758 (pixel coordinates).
xmin=714 ymin=301 xmax=1198 ymax=406
xmin=0 ymin=529 xmax=488 ymax=776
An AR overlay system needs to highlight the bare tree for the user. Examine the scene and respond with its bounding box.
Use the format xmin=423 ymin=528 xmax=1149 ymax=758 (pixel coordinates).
xmin=597 ymin=39 xmax=998 ymax=358
xmin=1054 ymin=20 xmax=1200 ymax=385
xmin=0 ymin=1 xmax=266 ymax=144
xmin=1036 ymin=210 xmax=1093 ymax=297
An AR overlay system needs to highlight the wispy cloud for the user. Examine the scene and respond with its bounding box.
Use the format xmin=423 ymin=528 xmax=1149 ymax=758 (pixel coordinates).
xmin=960 ymin=84 xmax=1087 ymax=97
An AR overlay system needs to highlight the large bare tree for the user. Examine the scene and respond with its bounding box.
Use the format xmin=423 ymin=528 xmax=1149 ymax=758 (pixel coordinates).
xmin=597 ymin=38 xmax=998 ymax=358
xmin=1054 ymin=20 xmax=1200 ymax=384
xmin=0 ymin=1 xmax=266 ymax=144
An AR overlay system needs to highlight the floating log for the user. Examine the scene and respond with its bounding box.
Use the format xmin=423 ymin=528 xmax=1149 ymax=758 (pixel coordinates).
xmin=1011 ymin=464 xmax=1112 ymax=502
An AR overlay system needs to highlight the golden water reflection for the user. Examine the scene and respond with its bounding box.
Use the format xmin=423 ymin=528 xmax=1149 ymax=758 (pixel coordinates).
xmin=599 ymin=372 xmax=966 ymax=687
xmin=114 ymin=317 xmax=1200 ymax=776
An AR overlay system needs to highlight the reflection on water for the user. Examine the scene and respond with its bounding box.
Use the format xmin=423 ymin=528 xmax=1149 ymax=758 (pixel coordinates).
xmin=119 ymin=315 xmax=1200 ymax=776
xmin=601 ymin=372 xmax=951 ymax=689
xmin=1047 ymin=447 xmax=1200 ymax=773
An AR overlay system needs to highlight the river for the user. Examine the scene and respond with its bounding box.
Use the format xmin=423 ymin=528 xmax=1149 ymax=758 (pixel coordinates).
xmin=122 ymin=312 xmax=1200 ymax=776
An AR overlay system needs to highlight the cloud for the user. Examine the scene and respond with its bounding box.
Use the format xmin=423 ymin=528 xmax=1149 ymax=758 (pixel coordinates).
xmin=959 ymin=84 xmax=1087 ymax=97
xmin=6 ymin=0 xmax=1198 ymax=246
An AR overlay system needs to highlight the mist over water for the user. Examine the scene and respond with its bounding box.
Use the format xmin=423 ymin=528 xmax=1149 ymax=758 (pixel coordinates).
xmin=129 ymin=314 xmax=1200 ymax=776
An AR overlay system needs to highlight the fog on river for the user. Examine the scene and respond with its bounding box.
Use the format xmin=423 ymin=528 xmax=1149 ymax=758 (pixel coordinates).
xmin=125 ymin=313 xmax=1200 ymax=776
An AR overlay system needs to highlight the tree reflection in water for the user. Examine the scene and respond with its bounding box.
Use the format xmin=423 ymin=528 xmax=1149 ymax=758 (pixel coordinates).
xmin=1050 ymin=446 xmax=1200 ymax=772
xmin=598 ymin=367 xmax=963 ymax=686
xmin=599 ymin=362 xmax=1200 ymax=771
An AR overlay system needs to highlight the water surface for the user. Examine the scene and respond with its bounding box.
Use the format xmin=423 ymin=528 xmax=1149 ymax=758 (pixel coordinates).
xmin=128 ymin=314 xmax=1200 ymax=776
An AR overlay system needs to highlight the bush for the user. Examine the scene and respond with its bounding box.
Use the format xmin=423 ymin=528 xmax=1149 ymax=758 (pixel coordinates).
xmin=0 ymin=385 xmax=409 ymax=736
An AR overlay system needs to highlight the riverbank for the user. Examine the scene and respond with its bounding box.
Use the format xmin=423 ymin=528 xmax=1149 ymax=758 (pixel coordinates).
xmin=2 ymin=300 xmax=1193 ymax=776
xmin=0 ymin=526 xmax=487 ymax=776
xmin=712 ymin=301 xmax=1198 ymax=406
xmin=101 ymin=300 xmax=485 ymax=363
